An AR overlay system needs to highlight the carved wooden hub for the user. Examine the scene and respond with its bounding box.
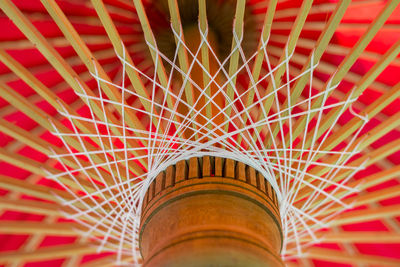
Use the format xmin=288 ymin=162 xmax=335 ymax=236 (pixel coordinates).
xmin=139 ymin=156 xmax=284 ymax=267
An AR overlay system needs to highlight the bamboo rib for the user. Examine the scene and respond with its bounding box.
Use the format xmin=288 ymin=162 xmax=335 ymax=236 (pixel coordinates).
xmin=0 ymin=221 xmax=80 ymax=236
xmin=288 ymin=0 xmax=351 ymax=94
xmin=293 ymin=113 xmax=400 ymax=209
xmin=293 ymin=160 xmax=398 ymax=215
xmin=198 ymin=0 xmax=212 ymax=129
xmin=40 ymin=0 xmax=153 ymax=161
xmin=270 ymin=21 xmax=400 ymax=31
xmin=0 ymin=50 xmax=89 ymax=123
xmin=0 ymin=35 xmax=107 ymax=50
xmin=311 ymin=109 xmax=400 ymax=179
xmin=7 ymin=151 xmax=92 ymax=267
xmin=266 ymin=74 xmax=389 ymax=139
xmin=297 ymin=165 xmax=400 ymax=214
xmin=1 ymin=124 xmax=61 ymax=157
xmin=320 ymin=81 xmax=400 ymax=154
xmin=0 ymin=154 xmax=131 ymax=250
xmin=267 ymin=44 xmax=393 ymax=93
xmin=0 ymin=212 xmax=106 ymax=240
xmin=0 ymin=0 xmax=399 ymax=265
xmin=62 ymin=249 xmax=84 ymax=267
xmin=0 ymin=30 xmax=139 ymax=49
xmin=85 ymin=0 xmax=165 ymax=133
xmin=1 ymin=172 xmax=122 ymax=230
xmin=0 ymin=175 xmax=70 ymax=202
xmin=0 ymin=198 xmax=68 ymax=217
xmin=297 ymin=37 xmax=400 ymax=145
xmin=26 ymin=12 xmax=132 ymax=30
xmin=167 ymin=0 xmax=200 ymax=139
xmin=44 ymin=0 xmax=138 ymax=22
xmin=252 ymin=0 xmax=314 ymax=141
xmin=0 ymin=82 xmax=59 ymax=130
xmin=329 ymin=204 xmax=400 ymax=227
xmin=284 ymin=72 xmax=400 ymax=192
xmin=0 ymin=92 xmax=142 ymax=186
xmin=273 ymin=2 xmax=337 ymax=19
xmin=305 ymin=83 xmax=400 ymax=181
xmin=8 ymin=217 xmax=59 ymax=267
xmin=5 ymin=204 xmax=89 ymax=265
xmin=1 ymin=60 xmax=153 ymax=160
xmin=372 ymin=202 xmax=400 ymax=234
xmin=224 ymin=0 xmax=246 ymax=132
xmin=236 ymin=0 xmax=277 ymax=146
xmin=286 ymin=225 xmax=383 ymax=256
xmin=358 ymin=112 xmax=400 ymax=149
xmin=0 ymin=148 xmax=115 ymax=199
xmin=0 ymin=194 xmax=117 ymax=229
xmin=1 ymin=56 xmax=147 ymax=118
xmin=249 ymin=0 xmax=278 ymax=95
xmin=0 ymin=157 xmax=62 ymax=267
xmin=303 ymin=138 xmax=400 ymax=196
xmin=0 ymin=244 xmax=97 ymax=264
xmin=304 ymin=231 xmax=400 ymax=244
xmin=288 ymin=0 xmax=399 ymax=146
xmin=263 ymin=76 xmax=396 ymax=193
xmin=0 ymin=118 xmax=53 ymax=155
xmin=352 ymin=165 xmax=400 ymax=190
xmin=1 ymin=97 xmax=80 ymax=153
xmin=254 ymin=0 xmax=379 ymax=19
xmin=327 ymin=147 xmax=397 ymax=203
xmin=0 ymin=82 xmax=138 ymax=182
xmin=264 ymin=53 xmax=389 ymax=122
xmin=323 ymin=184 xmax=400 ymax=216
xmin=80 ymin=255 xmax=134 ymax=267
xmin=0 ymin=0 xmax=129 ymax=110
xmin=337 ymin=227 xmax=390 ymax=264
xmin=270 ymin=34 xmax=400 ymax=67
xmin=0 ymin=70 xmax=115 ymax=122
xmin=0 ymin=148 xmax=49 ymax=177
xmin=0 ymin=225 xmax=133 ymax=264
xmin=0 ymin=132 xmax=125 ymax=210
xmin=263 ymin=0 xmax=351 ymax=148
xmin=0 ymin=0 xmax=148 ymax=171
xmin=131 ymin=0 xmax=183 ymax=132
xmin=338 ymin=139 xmax=400 ymax=178
xmin=0 ymin=46 xmax=121 ymax=84
xmin=341 ymin=226 xmax=376 ymax=267
xmin=304 ymin=247 xmax=400 ymax=266
xmin=266 ymin=0 xmax=399 ymax=153
xmin=0 ymin=116 xmax=123 ymax=198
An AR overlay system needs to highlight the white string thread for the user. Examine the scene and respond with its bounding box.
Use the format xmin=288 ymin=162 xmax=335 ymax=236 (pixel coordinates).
xmin=45 ymin=16 xmax=368 ymax=265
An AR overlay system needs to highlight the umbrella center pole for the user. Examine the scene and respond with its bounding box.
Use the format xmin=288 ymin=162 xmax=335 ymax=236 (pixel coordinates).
xmin=139 ymin=26 xmax=283 ymax=266
xmin=139 ymin=157 xmax=284 ymax=266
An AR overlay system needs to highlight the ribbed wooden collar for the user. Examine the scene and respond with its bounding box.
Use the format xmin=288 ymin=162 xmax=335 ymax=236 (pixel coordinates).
xmin=140 ymin=156 xmax=283 ymax=267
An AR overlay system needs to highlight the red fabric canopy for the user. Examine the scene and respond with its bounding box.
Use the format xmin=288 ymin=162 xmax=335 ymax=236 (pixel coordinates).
xmin=0 ymin=0 xmax=399 ymax=266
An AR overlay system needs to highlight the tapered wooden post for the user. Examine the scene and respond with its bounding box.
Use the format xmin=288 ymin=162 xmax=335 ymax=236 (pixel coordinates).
xmin=139 ymin=157 xmax=284 ymax=266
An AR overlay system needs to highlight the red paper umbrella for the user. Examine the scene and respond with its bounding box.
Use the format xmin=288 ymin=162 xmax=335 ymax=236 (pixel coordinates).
xmin=0 ymin=0 xmax=399 ymax=266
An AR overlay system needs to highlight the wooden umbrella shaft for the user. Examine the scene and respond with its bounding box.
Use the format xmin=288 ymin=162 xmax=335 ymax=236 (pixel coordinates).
xmin=140 ymin=156 xmax=284 ymax=266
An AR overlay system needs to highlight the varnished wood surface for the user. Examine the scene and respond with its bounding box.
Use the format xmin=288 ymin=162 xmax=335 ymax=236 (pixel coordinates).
xmin=140 ymin=157 xmax=283 ymax=267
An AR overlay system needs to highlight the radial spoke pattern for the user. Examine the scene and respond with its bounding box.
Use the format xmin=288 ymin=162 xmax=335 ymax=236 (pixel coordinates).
xmin=0 ymin=0 xmax=399 ymax=266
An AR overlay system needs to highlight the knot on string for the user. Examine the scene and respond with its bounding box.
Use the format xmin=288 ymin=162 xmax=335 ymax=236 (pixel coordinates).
xmin=349 ymin=104 xmax=369 ymax=123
